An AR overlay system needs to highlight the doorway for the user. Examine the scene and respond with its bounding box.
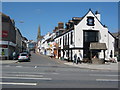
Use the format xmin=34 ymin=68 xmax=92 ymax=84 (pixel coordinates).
xmin=83 ymin=30 xmax=99 ymax=59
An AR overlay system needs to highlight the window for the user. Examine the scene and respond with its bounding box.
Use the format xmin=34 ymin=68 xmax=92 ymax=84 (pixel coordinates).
xmin=87 ymin=17 xmax=94 ymax=26
xmin=60 ymin=38 xmax=61 ymax=45
xmin=65 ymin=35 xmax=67 ymax=45
xmin=63 ymin=36 xmax=64 ymax=46
xmin=68 ymin=33 xmax=69 ymax=45
xmin=71 ymin=32 xmax=73 ymax=44
xmin=84 ymin=31 xmax=99 ymax=42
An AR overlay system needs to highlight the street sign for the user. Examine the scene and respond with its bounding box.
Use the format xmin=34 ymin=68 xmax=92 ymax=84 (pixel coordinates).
xmin=2 ymin=31 xmax=8 ymax=38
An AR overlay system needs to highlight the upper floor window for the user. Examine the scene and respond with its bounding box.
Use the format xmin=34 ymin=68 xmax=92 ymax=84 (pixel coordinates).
xmin=63 ymin=36 xmax=64 ymax=46
xmin=87 ymin=16 xmax=94 ymax=26
xmin=71 ymin=32 xmax=73 ymax=44
xmin=65 ymin=35 xmax=67 ymax=45
xmin=60 ymin=38 xmax=61 ymax=45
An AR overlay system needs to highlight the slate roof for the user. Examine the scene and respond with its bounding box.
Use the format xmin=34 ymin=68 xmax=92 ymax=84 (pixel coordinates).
xmin=112 ymin=32 xmax=119 ymax=39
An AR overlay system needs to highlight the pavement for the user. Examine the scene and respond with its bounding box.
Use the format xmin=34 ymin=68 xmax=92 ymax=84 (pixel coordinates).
xmin=0 ymin=60 xmax=18 ymax=64
xmin=1 ymin=53 xmax=119 ymax=71
xmin=64 ymin=62 xmax=119 ymax=71
xmin=37 ymin=53 xmax=119 ymax=71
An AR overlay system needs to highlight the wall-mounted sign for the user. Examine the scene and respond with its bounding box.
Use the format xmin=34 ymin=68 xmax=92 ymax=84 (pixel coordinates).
xmin=2 ymin=31 xmax=8 ymax=37
xmin=0 ymin=45 xmax=8 ymax=48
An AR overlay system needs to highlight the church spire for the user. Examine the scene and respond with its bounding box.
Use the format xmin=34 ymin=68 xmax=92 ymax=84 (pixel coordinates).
xmin=37 ymin=25 xmax=41 ymax=41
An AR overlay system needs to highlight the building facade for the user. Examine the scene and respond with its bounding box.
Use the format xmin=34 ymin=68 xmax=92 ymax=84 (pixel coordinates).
xmin=55 ymin=10 xmax=115 ymax=62
xmin=15 ymin=27 xmax=23 ymax=54
xmin=0 ymin=13 xmax=16 ymax=59
xmin=40 ymin=9 xmax=115 ymax=63
xmin=0 ymin=12 xmax=28 ymax=59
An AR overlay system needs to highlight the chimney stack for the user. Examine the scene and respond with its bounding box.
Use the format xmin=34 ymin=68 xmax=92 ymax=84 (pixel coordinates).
xmin=95 ymin=11 xmax=100 ymax=21
xmin=58 ymin=22 xmax=64 ymax=29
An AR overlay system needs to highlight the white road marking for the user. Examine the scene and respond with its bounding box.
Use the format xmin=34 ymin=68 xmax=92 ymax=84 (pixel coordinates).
xmin=5 ymin=72 xmax=59 ymax=75
xmin=8 ymin=75 xmax=43 ymax=77
xmin=34 ymin=66 xmax=37 ymax=68
xmin=1 ymin=77 xmax=52 ymax=80
xmin=96 ymin=79 xmax=120 ymax=82
xmin=15 ymin=66 xmax=23 ymax=67
xmin=4 ymin=65 xmax=10 ymax=67
xmin=89 ymin=74 xmax=119 ymax=77
xmin=0 ymin=82 xmax=37 ymax=86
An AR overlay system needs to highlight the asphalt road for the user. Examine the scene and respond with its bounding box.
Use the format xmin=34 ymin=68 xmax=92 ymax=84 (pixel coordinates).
xmin=1 ymin=52 xmax=119 ymax=88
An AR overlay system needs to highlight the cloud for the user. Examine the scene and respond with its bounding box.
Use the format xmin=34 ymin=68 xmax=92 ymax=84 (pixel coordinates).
xmin=35 ymin=9 xmax=42 ymax=14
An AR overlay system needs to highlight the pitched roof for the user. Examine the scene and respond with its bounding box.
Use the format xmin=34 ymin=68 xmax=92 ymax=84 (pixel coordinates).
xmin=77 ymin=9 xmax=107 ymax=28
xmin=0 ymin=12 xmax=9 ymax=17
xmin=112 ymin=32 xmax=118 ymax=37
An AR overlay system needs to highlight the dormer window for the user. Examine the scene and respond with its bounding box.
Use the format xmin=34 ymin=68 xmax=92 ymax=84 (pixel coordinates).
xmin=87 ymin=16 xmax=94 ymax=26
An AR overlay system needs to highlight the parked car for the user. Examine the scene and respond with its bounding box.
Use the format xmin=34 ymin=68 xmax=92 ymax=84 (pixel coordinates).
xmin=22 ymin=50 xmax=31 ymax=57
xmin=18 ymin=53 xmax=30 ymax=62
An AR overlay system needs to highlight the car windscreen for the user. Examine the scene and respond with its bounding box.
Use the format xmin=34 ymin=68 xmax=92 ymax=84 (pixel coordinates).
xmin=21 ymin=54 xmax=27 ymax=56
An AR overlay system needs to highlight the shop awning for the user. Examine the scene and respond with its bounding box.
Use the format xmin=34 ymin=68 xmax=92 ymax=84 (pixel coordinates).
xmin=46 ymin=48 xmax=52 ymax=50
xmin=90 ymin=43 xmax=107 ymax=50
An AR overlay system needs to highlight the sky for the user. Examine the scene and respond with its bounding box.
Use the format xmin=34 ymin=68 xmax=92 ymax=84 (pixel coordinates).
xmin=2 ymin=2 xmax=118 ymax=41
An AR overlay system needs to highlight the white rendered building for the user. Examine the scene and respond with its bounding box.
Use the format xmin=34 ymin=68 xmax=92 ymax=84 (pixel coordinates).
xmin=54 ymin=9 xmax=115 ymax=62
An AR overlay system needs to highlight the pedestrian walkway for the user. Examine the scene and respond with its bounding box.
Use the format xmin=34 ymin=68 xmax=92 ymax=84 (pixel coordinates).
xmin=64 ymin=62 xmax=119 ymax=71
xmin=37 ymin=53 xmax=119 ymax=71
xmin=0 ymin=60 xmax=18 ymax=64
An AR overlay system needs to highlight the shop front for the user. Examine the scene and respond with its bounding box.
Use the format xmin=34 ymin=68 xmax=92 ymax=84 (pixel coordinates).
xmin=0 ymin=41 xmax=16 ymax=59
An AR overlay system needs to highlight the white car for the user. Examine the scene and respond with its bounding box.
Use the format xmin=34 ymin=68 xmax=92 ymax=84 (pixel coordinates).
xmin=18 ymin=53 xmax=30 ymax=62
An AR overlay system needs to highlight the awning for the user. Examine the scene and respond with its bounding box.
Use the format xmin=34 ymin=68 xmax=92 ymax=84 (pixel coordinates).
xmin=47 ymin=48 xmax=52 ymax=50
xmin=90 ymin=43 xmax=107 ymax=50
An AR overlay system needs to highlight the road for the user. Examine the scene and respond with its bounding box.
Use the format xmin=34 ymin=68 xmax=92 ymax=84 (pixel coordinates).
xmin=1 ymin=52 xmax=119 ymax=88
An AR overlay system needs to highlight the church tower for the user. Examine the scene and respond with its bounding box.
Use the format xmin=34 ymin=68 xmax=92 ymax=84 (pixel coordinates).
xmin=36 ymin=25 xmax=42 ymax=53
xmin=37 ymin=25 xmax=42 ymax=42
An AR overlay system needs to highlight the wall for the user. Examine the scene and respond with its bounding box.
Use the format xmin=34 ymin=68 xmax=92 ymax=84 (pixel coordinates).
xmin=16 ymin=29 xmax=22 ymax=53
